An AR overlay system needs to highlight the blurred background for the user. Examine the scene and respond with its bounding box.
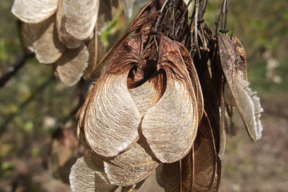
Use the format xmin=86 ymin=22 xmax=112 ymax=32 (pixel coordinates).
xmin=0 ymin=0 xmax=287 ymax=192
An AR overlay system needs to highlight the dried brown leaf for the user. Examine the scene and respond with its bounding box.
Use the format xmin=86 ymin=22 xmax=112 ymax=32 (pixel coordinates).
xmin=156 ymin=163 xmax=181 ymax=192
xmin=12 ymin=0 xmax=59 ymax=23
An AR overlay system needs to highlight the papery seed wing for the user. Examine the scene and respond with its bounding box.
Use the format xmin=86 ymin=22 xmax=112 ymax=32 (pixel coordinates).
xmin=92 ymin=1 xmax=157 ymax=77
xmin=193 ymin=117 xmax=218 ymax=192
xmin=234 ymin=74 xmax=263 ymax=140
xmin=156 ymin=163 xmax=181 ymax=192
xmin=142 ymin=36 xmax=199 ymax=163
xmin=12 ymin=0 xmax=59 ymax=23
xmin=177 ymin=42 xmax=204 ymax=121
xmin=121 ymin=180 xmax=145 ymax=192
xmin=56 ymin=0 xmax=83 ymax=48
xmin=22 ymin=16 xmax=64 ymax=64
xmin=69 ymin=153 xmax=118 ymax=192
xmin=81 ymin=34 xmax=143 ymax=157
xmin=218 ymin=34 xmax=263 ymax=141
xmin=181 ymin=149 xmax=195 ymax=192
xmin=60 ymin=0 xmax=99 ymax=40
xmin=54 ymin=46 xmax=89 ymax=86
xmin=104 ymin=138 xmax=159 ymax=186
xmin=219 ymin=89 xmax=227 ymax=159
xmin=129 ymin=80 xmax=158 ymax=117
xmin=231 ymin=34 xmax=247 ymax=80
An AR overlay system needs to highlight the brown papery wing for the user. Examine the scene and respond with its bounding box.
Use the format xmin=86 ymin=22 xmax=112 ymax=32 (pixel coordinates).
xmin=193 ymin=117 xmax=218 ymax=192
xmin=121 ymin=180 xmax=145 ymax=192
xmin=177 ymin=42 xmax=204 ymax=122
xmin=56 ymin=0 xmax=83 ymax=49
xmin=22 ymin=16 xmax=64 ymax=64
xmin=81 ymin=34 xmax=144 ymax=157
xmin=142 ymin=36 xmax=199 ymax=163
xmin=156 ymin=163 xmax=181 ymax=192
xmin=104 ymin=138 xmax=159 ymax=186
xmin=54 ymin=46 xmax=89 ymax=86
xmin=69 ymin=153 xmax=118 ymax=192
xmin=129 ymin=79 xmax=158 ymax=117
xmin=12 ymin=0 xmax=59 ymax=23
xmin=60 ymin=0 xmax=99 ymax=40
xmin=218 ymin=34 xmax=263 ymax=141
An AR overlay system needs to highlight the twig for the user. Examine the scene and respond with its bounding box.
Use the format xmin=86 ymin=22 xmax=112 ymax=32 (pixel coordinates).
xmin=0 ymin=53 xmax=34 ymax=88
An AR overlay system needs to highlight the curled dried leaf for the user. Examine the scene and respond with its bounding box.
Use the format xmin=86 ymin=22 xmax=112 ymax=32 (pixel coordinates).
xmin=22 ymin=16 xmax=64 ymax=64
xmin=12 ymin=0 xmax=59 ymax=23
xmin=69 ymin=153 xmax=118 ymax=192
xmin=54 ymin=46 xmax=89 ymax=86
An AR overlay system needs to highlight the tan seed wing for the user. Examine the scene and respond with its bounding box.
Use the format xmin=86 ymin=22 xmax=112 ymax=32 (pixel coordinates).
xmin=69 ymin=153 xmax=118 ymax=192
xmin=12 ymin=0 xmax=58 ymax=23
xmin=104 ymin=138 xmax=158 ymax=186
xmin=22 ymin=16 xmax=64 ymax=64
xmin=84 ymin=70 xmax=141 ymax=157
xmin=61 ymin=0 xmax=99 ymax=40
xmin=56 ymin=0 xmax=83 ymax=48
xmin=193 ymin=119 xmax=217 ymax=192
xmin=142 ymin=36 xmax=199 ymax=163
xmin=219 ymin=91 xmax=227 ymax=159
xmin=81 ymin=34 xmax=145 ymax=157
xmin=129 ymin=80 xmax=158 ymax=117
xmin=234 ymin=75 xmax=263 ymax=140
xmin=218 ymin=34 xmax=263 ymax=141
xmin=181 ymin=149 xmax=195 ymax=192
xmin=54 ymin=46 xmax=89 ymax=86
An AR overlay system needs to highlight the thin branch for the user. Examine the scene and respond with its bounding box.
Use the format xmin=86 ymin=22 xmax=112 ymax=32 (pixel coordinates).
xmin=0 ymin=53 xmax=34 ymax=88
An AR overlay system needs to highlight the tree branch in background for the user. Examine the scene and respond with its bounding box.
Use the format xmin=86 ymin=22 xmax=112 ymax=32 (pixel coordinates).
xmin=0 ymin=75 xmax=55 ymax=135
xmin=0 ymin=52 xmax=34 ymax=88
